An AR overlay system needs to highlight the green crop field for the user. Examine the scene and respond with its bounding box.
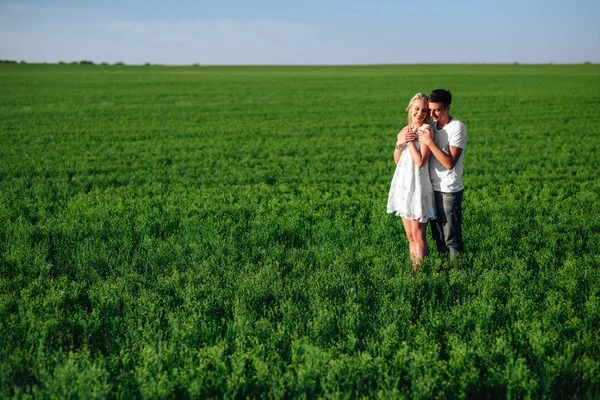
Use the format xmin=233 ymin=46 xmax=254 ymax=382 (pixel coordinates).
xmin=1 ymin=63 xmax=599 ymax=398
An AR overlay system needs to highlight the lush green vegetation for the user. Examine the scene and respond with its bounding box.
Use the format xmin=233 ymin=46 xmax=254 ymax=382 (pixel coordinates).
xmin=1 ymin=63 xmax=599 ymax=398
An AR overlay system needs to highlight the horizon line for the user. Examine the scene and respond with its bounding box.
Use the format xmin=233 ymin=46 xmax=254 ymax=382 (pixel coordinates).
xmin=0 ymin=60 xmax=597 ymax=67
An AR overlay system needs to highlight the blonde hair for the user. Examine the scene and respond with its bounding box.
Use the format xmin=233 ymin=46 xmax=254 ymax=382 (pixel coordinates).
xmin=406 ymin=93 xmax=431 ymax=126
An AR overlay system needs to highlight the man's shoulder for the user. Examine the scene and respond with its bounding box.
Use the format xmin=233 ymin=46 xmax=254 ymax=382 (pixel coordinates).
xmin=448 ymin=118 xmax=467 ymax=138
xmin=448 ymin=118 xmax=466 ymax=130
xmin=447 ymin=118 xmax=467 ymax=148
xmin=433 ymin=118 xmax=466 ymax=131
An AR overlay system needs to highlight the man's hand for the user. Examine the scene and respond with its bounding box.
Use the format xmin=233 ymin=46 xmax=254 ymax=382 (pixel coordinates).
xmin=418 ymin=125 xmax=434 ymax=147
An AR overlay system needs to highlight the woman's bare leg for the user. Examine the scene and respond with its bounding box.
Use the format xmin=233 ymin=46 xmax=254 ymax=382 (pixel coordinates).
xmin=409 ymin=220 xmax=429 ymax=274
xmin=402 ymin=217 xmax=418 ymax=272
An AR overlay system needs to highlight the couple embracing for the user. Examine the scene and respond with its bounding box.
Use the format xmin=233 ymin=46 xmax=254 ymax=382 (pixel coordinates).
xmin=387 ymin=89 xmax=467 ymax=274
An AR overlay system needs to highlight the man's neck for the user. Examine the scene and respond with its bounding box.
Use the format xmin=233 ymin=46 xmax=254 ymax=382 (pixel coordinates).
xmin=436 ymin=116 xmax=452 ymax=129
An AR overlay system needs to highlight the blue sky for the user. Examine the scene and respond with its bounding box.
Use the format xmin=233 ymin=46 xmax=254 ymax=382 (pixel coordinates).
xmin=1 ymin=0 xmax=599 ymax=65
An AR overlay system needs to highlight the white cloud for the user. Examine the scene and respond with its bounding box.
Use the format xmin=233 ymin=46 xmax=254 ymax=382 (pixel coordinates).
xmin=1 ymin=4 xmax=598 ymax=64
xmin=96 ymin=21 xmax=150 ymax=34
xmin=0 ymin=3 xmax=40 ymax=11
xmin=96 ymin=18 xmax=322 ymax=45
xmin=86 ymin=18 xmax=337 ymax=64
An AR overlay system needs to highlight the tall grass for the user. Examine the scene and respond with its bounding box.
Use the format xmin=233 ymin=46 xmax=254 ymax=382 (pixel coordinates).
xmin=1 ymin=63 xmax=599 ymax=398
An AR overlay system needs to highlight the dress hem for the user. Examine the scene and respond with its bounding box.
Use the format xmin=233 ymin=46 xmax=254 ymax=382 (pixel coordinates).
xmin=387 ymin=209 xmax=436 ymax=223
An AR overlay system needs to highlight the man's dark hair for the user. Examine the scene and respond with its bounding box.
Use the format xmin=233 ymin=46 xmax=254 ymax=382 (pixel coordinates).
xmin=429 ymin=89 xmax=452 ymax=108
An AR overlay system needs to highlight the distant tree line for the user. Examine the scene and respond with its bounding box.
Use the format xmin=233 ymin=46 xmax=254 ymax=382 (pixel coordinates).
xmin=0 ymin=60 xmax=129 ymax=65
xmin=0 ymin=60 xmax=204 ymax=66
xmin=56 ymin=60 xmax=126 ymax=65
xmin=0 ymin=60 xmax=203 ymax=66
xmin=1 ymin=60 xmax=596 ymax=67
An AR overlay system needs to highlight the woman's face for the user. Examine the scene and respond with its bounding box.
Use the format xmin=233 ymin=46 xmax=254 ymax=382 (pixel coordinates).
xmin=411 ymin=99 xmax=429 ymax=124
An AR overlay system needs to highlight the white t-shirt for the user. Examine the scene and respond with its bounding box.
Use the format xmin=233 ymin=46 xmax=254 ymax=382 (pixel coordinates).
xmin=429 ymin=118 xmax=467 ymax=193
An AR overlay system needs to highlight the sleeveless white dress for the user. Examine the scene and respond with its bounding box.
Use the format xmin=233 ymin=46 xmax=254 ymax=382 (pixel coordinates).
xmin=387 ymin=135 xmax=436 ymax=222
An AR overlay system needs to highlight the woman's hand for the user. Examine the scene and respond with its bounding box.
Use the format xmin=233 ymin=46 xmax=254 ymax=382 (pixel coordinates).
xmin=397 ymin=126 xmax=417 ymax=147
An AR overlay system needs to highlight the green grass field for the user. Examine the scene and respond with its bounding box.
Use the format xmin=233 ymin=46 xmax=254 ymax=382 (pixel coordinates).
xmin=1 ymin=63 xmax=599 ymax=398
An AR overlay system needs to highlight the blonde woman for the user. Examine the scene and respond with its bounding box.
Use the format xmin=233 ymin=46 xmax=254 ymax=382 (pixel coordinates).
xmin=387 ymin=93 xmax=436 ymax=274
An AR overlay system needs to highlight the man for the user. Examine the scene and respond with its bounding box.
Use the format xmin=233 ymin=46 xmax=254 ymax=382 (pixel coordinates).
xmin=418 ymin=89 xmax=467 ymax=257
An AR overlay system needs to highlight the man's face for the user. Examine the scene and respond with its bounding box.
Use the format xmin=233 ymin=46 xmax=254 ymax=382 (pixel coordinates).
xmin=429 ymin=102 xmax=449 ymax=123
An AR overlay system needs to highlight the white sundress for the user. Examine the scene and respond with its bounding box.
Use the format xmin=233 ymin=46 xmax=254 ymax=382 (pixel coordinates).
xmin=387 ymin=135 xmax=436 ymax=223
